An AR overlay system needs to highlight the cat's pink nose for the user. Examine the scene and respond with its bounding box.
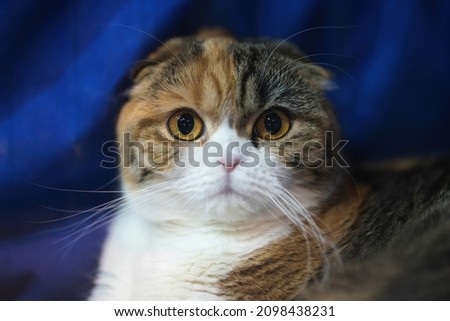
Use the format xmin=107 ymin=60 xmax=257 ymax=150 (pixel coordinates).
xmin=219 ymin=156 xmax=241 ymax=173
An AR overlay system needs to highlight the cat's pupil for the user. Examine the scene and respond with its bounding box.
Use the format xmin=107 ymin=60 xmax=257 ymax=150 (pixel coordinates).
xmin=264 ymin=113 xmax=282 ymax=134
xmin=177 ymin=113 xmax=195 ymax=135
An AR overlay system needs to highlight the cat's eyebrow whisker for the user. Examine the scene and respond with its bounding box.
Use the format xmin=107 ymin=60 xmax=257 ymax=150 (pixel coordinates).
xmin=99 ymin=23 xmax=190 ymax=73
xmin=276 ymin=52 xmax=357 ymax=73
xmin=107 ymin=23 xmax=199 ymax=90
xmin=266 ymin=52 xmax=356 ymax=88
xmin=276 ymin=60 xmax=360 ymax=91
xmin=259 ymin=25 xmax=358 ymax=86
xmin=310 ymin=61 xmax=359 ymax=90
xmin=300 ymin=52 xmax=357 ymax=61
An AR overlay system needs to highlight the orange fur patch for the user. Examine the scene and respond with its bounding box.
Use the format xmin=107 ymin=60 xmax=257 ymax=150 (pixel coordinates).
xmin=117 ymin=38 xmax=238 ymax=187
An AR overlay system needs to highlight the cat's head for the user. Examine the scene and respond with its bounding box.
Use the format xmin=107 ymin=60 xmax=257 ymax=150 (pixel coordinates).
xmin=117 ymin=29 xmax=344 ymax=224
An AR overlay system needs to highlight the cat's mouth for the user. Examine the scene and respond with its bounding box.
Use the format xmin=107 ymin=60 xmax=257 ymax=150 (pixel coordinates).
xmin=213 ymin=184 xmax=243 ymax=199
xmin=217 ymin=185 xmax=233 ymax=196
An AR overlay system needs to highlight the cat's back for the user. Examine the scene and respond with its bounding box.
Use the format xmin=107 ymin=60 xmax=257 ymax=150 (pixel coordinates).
xmin=349 ymin=157 xmax=450 ymax=258
xmin=306 ymin=158 xmax=450 ymax=300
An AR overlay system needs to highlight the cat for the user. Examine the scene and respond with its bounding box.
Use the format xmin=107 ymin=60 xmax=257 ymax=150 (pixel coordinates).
xmin=90 ymin=29 xmax=450 ymax=300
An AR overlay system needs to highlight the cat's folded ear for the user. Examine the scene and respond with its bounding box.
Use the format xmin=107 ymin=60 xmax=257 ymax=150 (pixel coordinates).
xmin=301 ymin=62 xmax=334 ymax=91
xmin=251 ymin=39 xmax=333 ymax=90
xmin=276 ymin=42 xmax=333 ymax=90
xmin=130 ymin=28 xmax=233 ymax=83
xmin=194 ymin=27 xmax=234 ymax=40
xmin=130 ymin=37 xmax=185 ymax=83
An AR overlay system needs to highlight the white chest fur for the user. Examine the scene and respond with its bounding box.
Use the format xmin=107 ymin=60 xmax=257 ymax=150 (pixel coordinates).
xmin=90 ymin=205 xmax=292 ymax=300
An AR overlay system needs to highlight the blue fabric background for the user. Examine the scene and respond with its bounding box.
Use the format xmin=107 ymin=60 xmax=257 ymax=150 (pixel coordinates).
xmin=1 ymin=0 xmax=449 ymax=299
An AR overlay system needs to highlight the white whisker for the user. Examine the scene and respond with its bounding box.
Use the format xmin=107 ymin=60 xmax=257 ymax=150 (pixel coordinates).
xmin=259 ymin=25 xmax=358 ymax=86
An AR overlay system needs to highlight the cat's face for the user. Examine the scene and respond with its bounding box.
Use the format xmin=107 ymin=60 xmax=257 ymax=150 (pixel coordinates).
xmin=117 ymin=32 xmax=342 ymax=224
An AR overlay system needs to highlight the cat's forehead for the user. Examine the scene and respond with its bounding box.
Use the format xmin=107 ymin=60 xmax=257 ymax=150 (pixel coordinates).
xmin=140 ymin=37 xmax=322 ymax=135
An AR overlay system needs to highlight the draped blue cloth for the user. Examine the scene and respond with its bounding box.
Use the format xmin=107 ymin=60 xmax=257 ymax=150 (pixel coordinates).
xmin=1 ymin=0 xmax=449 ymax=299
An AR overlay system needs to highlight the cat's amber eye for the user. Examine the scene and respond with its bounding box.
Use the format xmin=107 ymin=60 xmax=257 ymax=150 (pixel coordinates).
xmin=254 ymin=109 xmax=291 ymax=140
xmin=168 ymin=109 xmax=204 ymax=141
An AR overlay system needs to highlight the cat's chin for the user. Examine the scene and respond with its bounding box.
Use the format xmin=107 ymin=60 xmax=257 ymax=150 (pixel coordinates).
xmin=198 ymin=191 xmax=274 ymax=223
xmin=211 ymin=183 xmax=241 ymax=198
